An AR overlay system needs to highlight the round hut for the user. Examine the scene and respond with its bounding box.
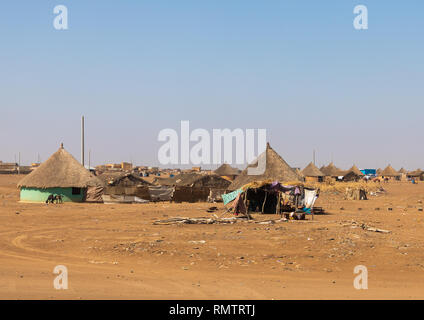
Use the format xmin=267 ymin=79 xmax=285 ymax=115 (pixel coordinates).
xmin=301 ymin=162 xmax=324 ymax=183
xmin=17 ymin=144 xmax=102 ymax=202
xmin=379 ymin=165 xmax=401 ymax=181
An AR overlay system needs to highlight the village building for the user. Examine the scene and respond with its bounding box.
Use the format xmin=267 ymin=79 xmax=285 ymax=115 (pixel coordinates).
xmin=301 ymin=162 xmax=324 ymax=183
xmin=213 ymin=163 xmax=241 ymax=181
xmin=17 ymin=144 xmax=103 ymax=202
xmin=229 ymin=143 xmax=304 ymax=190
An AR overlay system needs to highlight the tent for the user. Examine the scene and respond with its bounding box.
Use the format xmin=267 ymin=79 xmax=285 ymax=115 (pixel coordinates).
xmin=155 ymin=173 xmax=231 ymax=202
xmin=17 ymin=144 xmax=103 ymax=202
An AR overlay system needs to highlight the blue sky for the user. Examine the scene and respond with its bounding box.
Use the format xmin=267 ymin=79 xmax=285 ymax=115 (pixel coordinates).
xmin=0 ymin=1 xmax=423 ymax=170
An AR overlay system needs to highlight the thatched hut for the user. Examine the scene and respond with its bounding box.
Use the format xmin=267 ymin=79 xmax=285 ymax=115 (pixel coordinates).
xmin=398 ymin=168 xmax=407 ymax=174
xmin=229 ymin=143 xmax=303 ymax=190
xmin=343 ymin=165 xmax=364 ymax=182
xmin=301 ymin=162 xmax=324 ymax=183
xmin=213 ymin=163 xmax=240 ymax=181
xmin=407 ymin=169 xmax=424 ymax=181
xmin=17 ymin=145 xmax=102 ymax=202
xmin=320 ymin=162 xmax=343 ymax=178
xmin=380 ymin=165 xmax=401 ymax=181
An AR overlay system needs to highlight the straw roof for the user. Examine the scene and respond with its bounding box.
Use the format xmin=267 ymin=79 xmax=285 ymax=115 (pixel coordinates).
xmin=17 ymin=146 xmax=102 ymax=188
xmin=408 ymin=169 xmax=424 ymax=177
xmin=229 ymin=143 xmax=303 ymax=190
xmin=380 ymin=165 xmax=400 ymax=177
xmin=346 ymin=165 xmax=364 ymax=176
xmin=214 ymin=163 xmax=240 ymax=176
xmin=320 ymin=162 xmax=343 ymax=177
xmin=398 ymin=168 xmax=407 ymax=174
xmin=301 ymin=162 xmax=324 ymax=177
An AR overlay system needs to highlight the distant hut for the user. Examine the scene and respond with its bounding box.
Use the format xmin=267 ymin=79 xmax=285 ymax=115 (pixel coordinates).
xmin=398 ymin=168 xmax=407 ymax=174
xmin=380 ymin=165 xmax=401 ymax=181
xmin=320 ymin=162 xmax=343 ymax=178
xmin=97 ymin=172 xmax=152 ymax=201
xmin=343 ymin=165 xmax=364 ymax=182
xmin=301 ymin=162 xmax=324 ymax=183
xmin=17 ymin=145 xmax=102 ymax=202
xmin=229 ymin=143 xmax=303 ymax=190
xmin=213 ymin=163 xmax=241 ymax=181
xmin=407 ymin=169 xmax=424 ymax=181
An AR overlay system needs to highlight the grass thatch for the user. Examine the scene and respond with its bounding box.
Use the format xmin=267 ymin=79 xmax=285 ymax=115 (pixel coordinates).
xmin=229 ymin=143 xmax=303 ymax=190
xmin=17 ymin=146 xmax=102 ymax=188
xmin=301 ymin=162 xmax=324 ymax=177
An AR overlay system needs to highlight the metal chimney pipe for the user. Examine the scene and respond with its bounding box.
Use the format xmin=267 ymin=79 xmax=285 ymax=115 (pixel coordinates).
xmin=81 ymin=116 xmax=85 ymax=166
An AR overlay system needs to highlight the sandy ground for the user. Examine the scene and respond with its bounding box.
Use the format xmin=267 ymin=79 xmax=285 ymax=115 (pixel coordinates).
xmin=0 ymin=174 xmax=424 ymax=299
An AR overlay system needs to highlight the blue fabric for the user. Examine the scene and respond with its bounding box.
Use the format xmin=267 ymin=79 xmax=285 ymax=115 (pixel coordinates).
xmin=222 ymin=189 xmax=242 ymax=205
xmin=303 ymin=207 xmax=312 ymax=214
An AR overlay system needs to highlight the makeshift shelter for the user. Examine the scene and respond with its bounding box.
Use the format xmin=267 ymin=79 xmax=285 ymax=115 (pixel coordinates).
xmin=156 ymin=173 xmax=231 ymax=202
xmin=17 ymin=145 xmax=103 ymax=202
xmin=379 ymin=165 xmax=401 ymax=181
xmin=343 ymin=165 xmax=364 ymax=182
xmin=223 ymin=180 xmax=319 ymax=218
xmin=301 ymin=162 xmax=324 ymax=183
xmin=97 ymin=172 xmax=152 ymax=201
xmin=213 ymin=163 xmax=240 ymax=181
xmin=229 ymin=143 xmax=303 ymax=190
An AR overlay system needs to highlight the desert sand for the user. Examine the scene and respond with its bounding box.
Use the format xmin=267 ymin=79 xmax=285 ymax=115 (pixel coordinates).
xmin=0 ymin=174 xmax=423 ymax=299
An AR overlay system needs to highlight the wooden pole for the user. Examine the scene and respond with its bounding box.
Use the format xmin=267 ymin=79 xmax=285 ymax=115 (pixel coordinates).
xmin=261 ymin=191 xmax=267 ymax=214
xmin=277 ymin=192 xmax=281 ymax=217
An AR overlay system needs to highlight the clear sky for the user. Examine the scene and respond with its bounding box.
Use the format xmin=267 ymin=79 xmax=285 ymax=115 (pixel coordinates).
xmin=1 ymin=1 xmax=423 ymax=170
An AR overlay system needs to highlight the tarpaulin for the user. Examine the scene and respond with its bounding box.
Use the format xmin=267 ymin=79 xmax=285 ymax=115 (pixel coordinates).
xmin=222 ymin=189 xmax=242 ymax=205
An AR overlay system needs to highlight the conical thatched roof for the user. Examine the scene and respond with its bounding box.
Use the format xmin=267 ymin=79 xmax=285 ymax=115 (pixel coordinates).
xmin=346 ymin=165 xmax=364 ymax=176
xmin=376 ymin=168 xmax=382 ymax=175
xmin=408 ymin=168 xmax=424 ymax=177
xmin=301 ymin=162 xmax=324 ymax=177
xmin=320 ymin=162 xmax=343 ymax=177
xmin=398 ymin=168 xmax=407 ymax=174
xmin=214 ymin=163 xmax=240 ymax=176
xmin=18 ymin=146 xmax=102 ymax=188
xmin=229 ymin=143 xmax=303 ymax=190
xmin=380 ymin=165 xmax=400 ymax=177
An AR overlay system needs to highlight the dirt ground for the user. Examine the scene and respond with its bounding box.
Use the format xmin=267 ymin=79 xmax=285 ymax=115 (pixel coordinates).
xmin=0 ymin=174 xmax=423 ymax=299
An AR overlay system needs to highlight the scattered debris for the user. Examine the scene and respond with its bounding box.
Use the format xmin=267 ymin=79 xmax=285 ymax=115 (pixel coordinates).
xmin=344 ymin=220 xmax=391 ymax=234
xmin=153 ymin=216 xmax=287 ymax=225
xmin=189 ymin=240 xmax=206 ymax=244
